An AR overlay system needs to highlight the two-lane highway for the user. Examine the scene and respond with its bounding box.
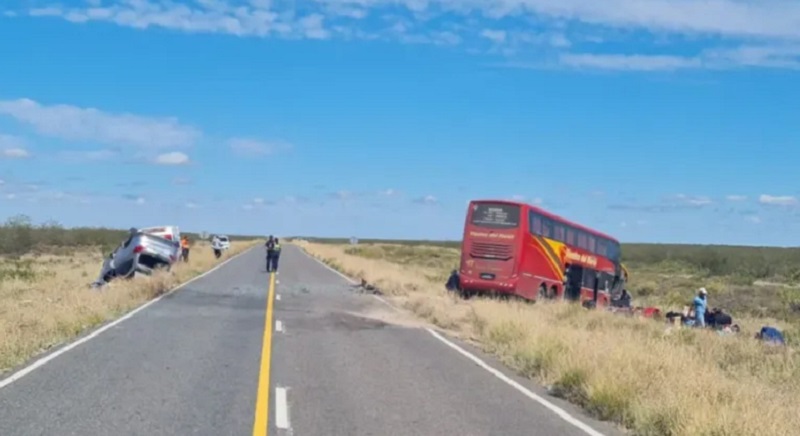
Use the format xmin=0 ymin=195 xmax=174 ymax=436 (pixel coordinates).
xmin=0 ymin=244 xmax=622 ymax=436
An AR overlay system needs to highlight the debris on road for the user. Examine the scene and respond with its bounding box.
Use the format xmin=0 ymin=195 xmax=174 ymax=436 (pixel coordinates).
xmin=353 ymin=278 xmax=383 ymax=296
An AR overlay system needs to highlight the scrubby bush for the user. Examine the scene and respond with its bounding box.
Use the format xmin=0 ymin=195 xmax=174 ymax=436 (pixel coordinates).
xmin=0 ymin=214 xmax=262 ymax=257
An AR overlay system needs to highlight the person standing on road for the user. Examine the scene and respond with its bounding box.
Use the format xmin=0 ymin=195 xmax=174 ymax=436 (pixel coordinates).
xmin=265 ymin=235 xmax=276 ymax=272
xmin=693 ymin=288 xmax=708 ymax=328
xmin=271 ymin=238 xmax=282 ymax=273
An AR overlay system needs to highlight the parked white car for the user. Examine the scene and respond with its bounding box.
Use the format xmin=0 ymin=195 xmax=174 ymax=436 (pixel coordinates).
xmin=214 ymin=234 xmax=231 ymax=250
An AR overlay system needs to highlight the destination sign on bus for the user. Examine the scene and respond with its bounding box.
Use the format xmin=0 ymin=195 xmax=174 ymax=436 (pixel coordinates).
xmin=470 ymin=203 xmax=520 ymax=228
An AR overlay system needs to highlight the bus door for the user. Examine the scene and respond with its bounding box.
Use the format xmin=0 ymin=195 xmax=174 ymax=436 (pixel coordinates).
xmin=564 ymin=264 xmax=583 ymax=301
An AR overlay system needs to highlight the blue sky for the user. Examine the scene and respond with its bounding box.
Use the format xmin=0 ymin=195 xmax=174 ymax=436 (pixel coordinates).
xmin=1 ymin=0 xmax=799 ymax=245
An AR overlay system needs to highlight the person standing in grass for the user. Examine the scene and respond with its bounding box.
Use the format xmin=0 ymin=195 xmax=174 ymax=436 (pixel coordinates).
xmin=181 ymin=235 xmax=190 ymax=262
xmin=693 ymin=287 xmax=708 ymax=328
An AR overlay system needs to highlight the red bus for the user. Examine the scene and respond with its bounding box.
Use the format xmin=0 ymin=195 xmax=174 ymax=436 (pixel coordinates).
xmin=458 ymin=199 xmax=628 ymax=305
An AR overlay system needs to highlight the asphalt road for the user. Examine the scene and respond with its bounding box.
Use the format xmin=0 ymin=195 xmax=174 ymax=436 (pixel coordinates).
xmin=0 ymin=244 xmax=623 ymax=436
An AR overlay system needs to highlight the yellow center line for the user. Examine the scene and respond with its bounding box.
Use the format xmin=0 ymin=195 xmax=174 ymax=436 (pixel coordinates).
xmin=253 ymin=272 xmax=276 ymax=436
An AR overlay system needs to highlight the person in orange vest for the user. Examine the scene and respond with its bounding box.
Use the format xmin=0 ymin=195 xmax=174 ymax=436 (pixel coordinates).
xmin=181 ymin=236 xmax=190 ymax=262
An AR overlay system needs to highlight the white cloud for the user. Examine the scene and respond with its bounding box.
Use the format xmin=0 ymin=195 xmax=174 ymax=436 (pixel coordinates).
xmin=745 ymin=215 xmax=762 ymax=224
xmin=0 ymin=134 xmax=30 ymax=158
xmin=759 ymin=194 xmax=797 ymax=206
xmin=242 ymin=204 xmax=254 ymax=210
xmin=674 ymin=193 xmax=713 ymax=206
xmin=480 ymin=29 xmax=506 ymax=43
xmin=20 ymin=0 xmax=800 ymax=41
xmin=298 ymin=13 xmax=330 ymax=39
xmin=380 ymin=189 xmax=397 ymax=196
xmin=507 ymin=195 xmax=542 ymax=204
xmin=172 ymin=176 xmax=192 ymax=185
xmin=228 ymin=138 xmax=291 ymax=156
xmin=560 ymin=53 xmax=703 ymax=71
xmin=14 ymin=0 xmax=800 ymax=71
xmin=726 ymin=195 xmax=747 ymax=201
xmin=0 ymin=98 xmax=201 ymax=149
xmin=332 ymin=190 xmax=351 ymax=200
xmin=154 ymin=151 xmax=190 ymax=165
xmin=253 ymin=197 xmax=265 ymax=204
xmin=185 ymin=202 xmax=198 ymax=208
xmin=687 ymin=197 xmax=712 ymax=206
xmin=415 ymin=194 xmax=438 ymax=205
xmin=1 ymin=147 xmax=30 ymax=158
xmin=558 ymin=45 xmax=800 ymax=71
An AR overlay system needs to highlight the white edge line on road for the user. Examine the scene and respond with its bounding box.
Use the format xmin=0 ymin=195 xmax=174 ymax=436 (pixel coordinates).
xmin=276 ymin=387 xmax=291 ymax=430
xmin=296 ymin=245 xmax=399 ymax=312
xmin=296 ymin=245 xmax=357 ymax=284
xmin=298 ymin=243 xmax=606 ymax=436
xmin=426 ymin=328 xmax=606 ymax=436
xmin=371 ymin=294 xmax=399 ymax=312
xmin=275 ymin=320 xmax=284 ymax=333
xmin=0 ymin=245 xmax=257 ymax=391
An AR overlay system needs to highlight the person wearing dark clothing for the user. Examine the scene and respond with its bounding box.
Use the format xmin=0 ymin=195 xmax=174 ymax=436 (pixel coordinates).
xmin=265 ymin=236 xmax=275 ymax=271
xmin=611 ymin=288 xmax=632 ymax=308
xmin=270 ymin=238 xmax=282 ymax=273
xmin=706 ymin=308 xmax=733 ymax=328
xmin=756 ymin=326 xmax=785 ymax=346
xmin=445 ymin=270 xmax=460 ymax=292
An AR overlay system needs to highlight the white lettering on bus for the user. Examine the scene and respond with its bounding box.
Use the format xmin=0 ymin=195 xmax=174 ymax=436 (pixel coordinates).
xmin=565 ymin=248 xmax=598 ymax=267
xmin=469 ymin=231 xmax=515 ymax=240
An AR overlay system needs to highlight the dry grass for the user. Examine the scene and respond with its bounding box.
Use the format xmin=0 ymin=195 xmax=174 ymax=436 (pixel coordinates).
xmin=295 ymin=240 xmax=800 ymax=436
xmin=0 ymin=240 xmax=259 ymax=374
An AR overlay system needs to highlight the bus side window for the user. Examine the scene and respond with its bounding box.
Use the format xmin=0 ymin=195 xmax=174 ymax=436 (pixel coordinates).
xmin=566 ymin=227 xmax=575 ymax=245
xmin=588 ymin=235 xmax=596 ymax=253
xmin=530 ymin=212 xmax=543 ymax=235
xmin=554 ymin=223 xmax=565 ymax=242
xmin=577 ymin=231 xmax=587 ymax=250
xmin=542 ymin=218 xmax=553 ymax=238
xmin=608 ymin=242 xmax=621 ymax=261
xmin=596 ymin=239 xmax=607 ymax=256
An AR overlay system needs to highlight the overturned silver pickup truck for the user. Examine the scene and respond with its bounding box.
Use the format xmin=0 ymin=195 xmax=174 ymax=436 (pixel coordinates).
xmin=92 ymin=226 xmax=181 ymax=287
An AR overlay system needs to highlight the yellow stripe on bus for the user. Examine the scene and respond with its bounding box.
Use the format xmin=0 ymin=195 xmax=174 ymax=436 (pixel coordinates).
xmin=531 ymin=235 xmax=564 ymax=281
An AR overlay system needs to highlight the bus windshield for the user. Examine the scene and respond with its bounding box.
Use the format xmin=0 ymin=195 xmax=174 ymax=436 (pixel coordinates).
xmin=470 ymin=203 xmax=521 ymax=229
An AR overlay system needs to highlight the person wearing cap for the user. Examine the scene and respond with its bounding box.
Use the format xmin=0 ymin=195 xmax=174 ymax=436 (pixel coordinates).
xmin=693 ymin=288 xmax=708 ymax=328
